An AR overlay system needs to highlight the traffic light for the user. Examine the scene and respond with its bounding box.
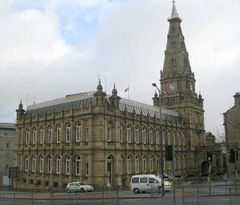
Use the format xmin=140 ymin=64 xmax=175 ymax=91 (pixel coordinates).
xmin=229 ymin=149 xmax=235 ymax=163
xmin=165 ymin=145 xmax=173 ymax=161
xmin=207 ymin=151 xmax=212 ymax=162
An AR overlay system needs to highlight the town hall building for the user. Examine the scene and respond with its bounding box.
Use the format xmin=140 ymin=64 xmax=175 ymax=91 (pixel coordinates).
xmin=15 ymin=2 xmax=223 ymax=190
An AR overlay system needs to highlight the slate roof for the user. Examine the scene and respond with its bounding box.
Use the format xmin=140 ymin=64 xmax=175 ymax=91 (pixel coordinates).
xmin=25 ymin=91 xmax=180 ymax=122
xmin=0 ymin=123 xmax=16 ymax=130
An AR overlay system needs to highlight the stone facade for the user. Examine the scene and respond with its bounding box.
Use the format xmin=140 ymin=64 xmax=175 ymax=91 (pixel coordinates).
xmin=16 ymin=86 xmax=186 ymax=190
xmin=224 ymin=92 xmax=240 ymax=176
xmin=15 ymin=2 xmax=223 ymax=190
xmin=0 ymin=123 xmax=16 ymax=186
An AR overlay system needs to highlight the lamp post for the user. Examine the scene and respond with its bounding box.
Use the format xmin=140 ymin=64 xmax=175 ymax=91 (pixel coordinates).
xmin=152 ymin=82 xmax=165 ymax=196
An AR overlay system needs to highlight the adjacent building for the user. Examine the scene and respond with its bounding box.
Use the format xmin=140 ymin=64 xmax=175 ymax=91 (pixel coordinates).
xmin=15 ymin=2 xmax=223 ymax=190
xmin=224 ymin=92 xmax=240 ymax=176
xmin=0 ymin=123 xmax=16 ymax=186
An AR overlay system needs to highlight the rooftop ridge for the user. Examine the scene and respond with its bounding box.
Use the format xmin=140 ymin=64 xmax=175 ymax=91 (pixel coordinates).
xmin=27 ymin=91 xmax=95 ymax=111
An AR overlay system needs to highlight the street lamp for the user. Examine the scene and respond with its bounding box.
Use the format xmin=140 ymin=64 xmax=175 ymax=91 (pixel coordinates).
xmin=152 ymin=82 xmax=165 ymax=196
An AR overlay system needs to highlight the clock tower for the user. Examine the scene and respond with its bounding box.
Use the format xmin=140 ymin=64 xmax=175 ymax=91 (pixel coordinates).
xmin=160 ymin=1 xmax=205 ymax=173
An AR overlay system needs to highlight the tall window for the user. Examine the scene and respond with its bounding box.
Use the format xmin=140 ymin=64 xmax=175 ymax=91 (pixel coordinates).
xmin=56 ymin=125 xmax=61 ymax=143
xmin=156 ymin=129 xmax=160 ymax=145
xmin=32 ymin=155 xmax=36 ymax=172
xmin=135 ymin=127 xmax=139 ymax=144
xmin=162 ymin=130 xmax=166 ymax=145
xmin=127 ymin=126 xmax=131 ymax=143
xmin=107 ymin=122 xmax=112 ymax=142
xmin=149 ymin=129 xmax=153 ymax=144
xmin=25 ymin=129 xmax=30 ymax=145
xmin=32 ymin=128 xmax=37 ymax=145
xmin=25 ymin=156 xmax=29 ymax=171
xmin=40 ymin=127 xmax=44 ymax=144
xmin=76 ymin=122 xmax=81 ymax=142
xmin=143 ymin=156 xmax=147 ymax=173
xmin=66 ymin=156 xmax=71 ymax=175
xmin=150 ymin=157 xmax=153 ymax=172
xmin=48 ymin=156 xmax=52 ymax=173
xmin=40 ymin=156 xmax=44 ymax=173
xmin=47 ymin=127 xmax=52 ymax=144
xmin=143 ymin=128 xmax=147 ymax=144
xmin=56 ymin=156 xmax=61 ymax=174
xmin=135 ymin=156 xmax=139 ymax=174
xmin=120 ymin=125 xmax=124 ymax=143
xmin=127 ymin=156 xmax=131 ymax=174
xmin=76 ymin=156 xmax=81 ymax=176
xmin=66 ymin=123 xmax=71 ymax=143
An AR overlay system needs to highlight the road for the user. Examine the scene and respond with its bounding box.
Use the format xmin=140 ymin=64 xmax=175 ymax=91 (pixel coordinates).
xmin=0 ymin=181 xmax=240 ymax=205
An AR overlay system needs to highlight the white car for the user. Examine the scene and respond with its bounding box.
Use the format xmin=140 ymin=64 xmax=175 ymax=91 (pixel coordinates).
xmin=66 ymin=182 xmax=94 ymax=192
xmin=130 ymin=175 xmax=172 ymax=193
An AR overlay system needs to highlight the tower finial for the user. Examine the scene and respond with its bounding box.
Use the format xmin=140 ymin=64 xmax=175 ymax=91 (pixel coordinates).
xmin=19 ymin=99 xmax=23 ymax=110
xmin=169 ymin=0 xmax=181 ymax=21
xmin=171 ymin=0 xmax=178 ymax=18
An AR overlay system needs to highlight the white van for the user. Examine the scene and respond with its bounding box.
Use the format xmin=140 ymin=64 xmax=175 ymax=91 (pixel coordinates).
xmin=130 ymin=174 xmax=171 ymax=194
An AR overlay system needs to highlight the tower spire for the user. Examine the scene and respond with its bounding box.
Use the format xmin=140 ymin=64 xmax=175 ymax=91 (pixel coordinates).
xmin=169 ymin=0 xmax=181 ymax=21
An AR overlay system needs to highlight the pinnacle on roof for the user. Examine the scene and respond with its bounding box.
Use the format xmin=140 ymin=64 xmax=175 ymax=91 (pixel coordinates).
xmin=19 ymin=99 xmax=23 ymax=110
xmin=112 ymin=83 xmax=117 ymax=96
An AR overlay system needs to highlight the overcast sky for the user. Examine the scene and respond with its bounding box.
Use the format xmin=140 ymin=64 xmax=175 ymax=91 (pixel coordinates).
xmin=0 ymin=0 xmax=239 ymax=140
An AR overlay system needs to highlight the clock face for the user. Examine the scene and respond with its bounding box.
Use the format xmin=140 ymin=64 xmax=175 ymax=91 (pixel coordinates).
xmin=169 ymin=82 xmax=176 ymax=90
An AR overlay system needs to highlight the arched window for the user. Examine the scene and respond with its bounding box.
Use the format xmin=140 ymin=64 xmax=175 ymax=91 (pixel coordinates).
xmin=107 ymin=122 xmax=112 ymax=142
xmin=156 ymin=129 xmax=160 ymax=145
xmin=162 ymin=129 xmax=166 ymax=145
xmin=66 ymin=156 xmax=71 ymax=175
xmin=76 ymin=156 xmax=81 ymax=176
xmin=76 ymin=122 xmax=81 ymax=142
xmin=32 ymin=155 xmax=36 ymax=172
xmin=25 ymin=129 xmax=30 ymax=145
xmin=119 ymin=125 xmax=124 ymax=143
xmin=135 ymin=127 xmax=139 ymax=144
xmin=66 ymin=123 xmax=71 ymax=143
xmin=149 ymin=129 xmax=153 ymax=144
xmin=142 ymin=128 xmax=147 ymax=144
xmin=47 ymin=126 xmax=52 ymax=144
xmin=40 ymin=127 xmax=44 ymax=144
xmin=127 ymin=156 xmax=131 ymax=174
xmin=143 ymin=156 xmax=147 ymax=173
xmin=150 ymin=156 xmax=154 ymax=172
xmin=127 ymin=125 xmax=131 ymax=143
xmin=32 ymin=128 xmax=37 ymax=145
xmin=135 ymin=156 xmax=140 ymax=174
xmin=56 ymin=156 xmax=61 ymax=174
xmin=25 ymin=156 xmax=29 ymax=171
xmin=48 ymin=156 xmax=52 ymax=173
xmin=39 ymin=156 xmax=44 ymax=173
xmin=56 ymin=125 xmax=61 ymax=143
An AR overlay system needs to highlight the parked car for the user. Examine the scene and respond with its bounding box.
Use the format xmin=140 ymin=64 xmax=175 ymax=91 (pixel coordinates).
xmin=66 ymin=182 xmax=94 ymax=193
xmin=130 ymin=174 xmax=171 ymax=194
